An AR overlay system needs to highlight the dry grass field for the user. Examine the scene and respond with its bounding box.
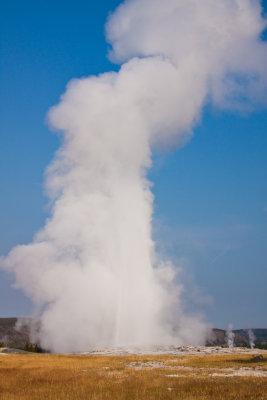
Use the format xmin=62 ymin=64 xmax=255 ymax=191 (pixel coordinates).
xmin=0 ymin=351 xmax=266 ymax=400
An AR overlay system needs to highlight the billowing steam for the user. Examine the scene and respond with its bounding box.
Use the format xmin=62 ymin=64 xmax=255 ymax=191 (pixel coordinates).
xmin=1 ymin=0 xmax=267 ymax=352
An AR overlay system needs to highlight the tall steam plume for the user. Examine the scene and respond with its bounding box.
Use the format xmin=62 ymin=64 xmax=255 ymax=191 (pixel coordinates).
xmin=1 ymin=0 xmax=267 ymax=352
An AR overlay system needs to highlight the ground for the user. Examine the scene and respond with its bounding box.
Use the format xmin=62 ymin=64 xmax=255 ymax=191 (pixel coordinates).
xmin=0 ymin=347 xmax=266 ymax=399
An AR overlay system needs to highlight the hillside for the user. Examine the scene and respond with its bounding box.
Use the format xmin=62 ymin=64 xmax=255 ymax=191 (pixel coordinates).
xmin=0 ymin=318 xmax=30 ymax=349
xmin=207 ymin=328 xmax=267 ymax=348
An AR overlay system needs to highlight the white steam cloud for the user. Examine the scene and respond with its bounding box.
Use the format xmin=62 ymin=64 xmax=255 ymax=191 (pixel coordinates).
xmin=1 ymin=0 xmax=267 ymax=352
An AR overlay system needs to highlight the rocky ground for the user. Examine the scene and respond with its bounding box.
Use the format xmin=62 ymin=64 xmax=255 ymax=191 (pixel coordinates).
xmin=81 ymin=345 xmax=267 ymax=356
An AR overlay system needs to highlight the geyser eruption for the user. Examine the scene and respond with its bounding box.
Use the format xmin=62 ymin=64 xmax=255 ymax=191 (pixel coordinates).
xmin=1 ymin=0 xmax=267 ymax=352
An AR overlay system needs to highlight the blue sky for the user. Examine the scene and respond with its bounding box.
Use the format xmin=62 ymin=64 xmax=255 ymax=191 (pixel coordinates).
xmin=0 ymin=0 xmax=266 ymax=329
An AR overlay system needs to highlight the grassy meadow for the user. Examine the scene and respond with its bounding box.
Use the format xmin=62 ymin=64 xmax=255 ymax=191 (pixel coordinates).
xmin=0 ymin=352 xmax=266 ymax=400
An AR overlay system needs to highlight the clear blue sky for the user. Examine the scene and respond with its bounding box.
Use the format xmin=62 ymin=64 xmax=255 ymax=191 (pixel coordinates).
xmin=0 ymin=0 xmax=266 ymax=329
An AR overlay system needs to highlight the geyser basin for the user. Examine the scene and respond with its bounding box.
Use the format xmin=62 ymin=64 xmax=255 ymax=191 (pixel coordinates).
xmin=1 ymin=0 xmax=267 ymax=353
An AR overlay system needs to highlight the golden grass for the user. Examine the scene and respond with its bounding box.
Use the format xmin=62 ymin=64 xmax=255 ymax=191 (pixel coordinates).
xmin=0 ymin=353 xmax=266 ymax=400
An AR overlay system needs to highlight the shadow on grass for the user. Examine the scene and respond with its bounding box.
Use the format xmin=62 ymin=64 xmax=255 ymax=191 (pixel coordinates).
xmin=234 ymin=356 xmax=267 ymax=365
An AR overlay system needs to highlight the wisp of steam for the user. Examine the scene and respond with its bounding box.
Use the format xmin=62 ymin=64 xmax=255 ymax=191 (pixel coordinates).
xmin=248 ymin=329 xmax=255 ymax=349
xmin=226 ymin=324 xmax=235 ymax=348
xmin=1 ymin=0 xmax=267 ymax=353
